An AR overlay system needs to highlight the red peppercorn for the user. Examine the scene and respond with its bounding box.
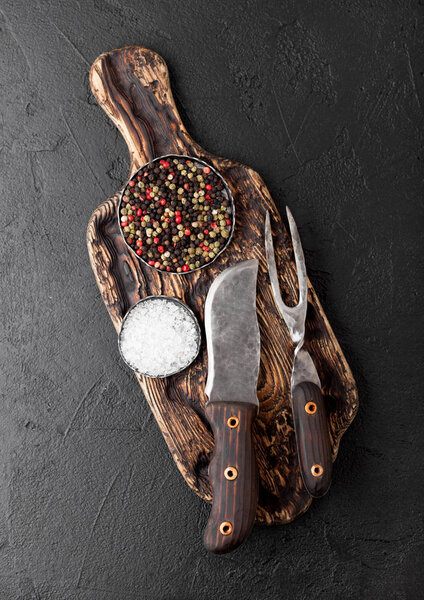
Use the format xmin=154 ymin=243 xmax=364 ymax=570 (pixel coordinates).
xmin=175 ymin=211 xmax=181 ymax=216
xmin=205 ymin=194 xmax=211 ymax=200
xmin=226 ymin=219 xmax=232 ymax=226
xmin=166 ymin=266 xmax=171 ymax=272
xmin=182 ymin=265 xmax=190 ymax=272
xmin=123 ymin=198 xmax=129 ymax=203
xmin=203 ymin=167 xmax=211 ymax=174
xmin=146 ymin=193 xmax=151 ymax=200
xmin=204 ymin=229 xmax=209 ymax=235
xmin=203 ymin=246 xmax=210 ymax=252
xmin=160 ymin=198 xmax=166 ymax=205
xmin=211 ymin=222 xmax=217 ymax=229
xmin=158 ymin=246 xmax=164 ymax=253
xmin=128 ymin=215 xmax=134 ymax=222
xmin=175 ymin=216 xmax=182 ymax=224
xmin=160 ymin=160 xmax=170 ymax=168
xmin=136 ymin=240 xmax=143 ymax=248
xmin=129 ymin=180 xmax=135 ymax=187
xmin=148 ymin=260 xmax=155 ymax=266
xmin=184 ymin=228 xmax=191 ymax=236
xmin=153 ymin=237 xmax=159 ymax=244
xmin=121 ymin=221 xmax=128 ymax=227
xmin=205 ymin=184 xmax=212 ymax=190
xmin=136 ymin=249 xmax=143 ymax=256
xmin=137 ymin=174 xmax=142 ymax=181
xmin=184 ymin=183 xmax=190 ymax=190
xmin=165 ymin=217 xmax=171 ymax=223
xmin=137 ymin=209 xmax=142 ymax=216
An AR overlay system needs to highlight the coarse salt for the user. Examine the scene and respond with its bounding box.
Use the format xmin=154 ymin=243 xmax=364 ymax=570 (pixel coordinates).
xmin=119 ymin=296 xmax=200 ymax=378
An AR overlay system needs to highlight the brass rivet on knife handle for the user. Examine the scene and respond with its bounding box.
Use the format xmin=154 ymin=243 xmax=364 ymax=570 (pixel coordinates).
xmin=305 ymin=401 xmax=317 ymax=414
xmin=311 ymin=464 xmax=324 ymax=477
xmin=224 ymin=466 xmax=238 ymax=480
xmin=227 ymin=416 xmax=239 ymax=428
xmin=219 ymin=522 xmax=233 ymax=536
xmin=203 ymin=402 xmax=258 ymax=554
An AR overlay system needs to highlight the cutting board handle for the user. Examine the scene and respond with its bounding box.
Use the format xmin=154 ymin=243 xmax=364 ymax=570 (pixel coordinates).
xmin=89 ymin=46 xmax=197 ymax=174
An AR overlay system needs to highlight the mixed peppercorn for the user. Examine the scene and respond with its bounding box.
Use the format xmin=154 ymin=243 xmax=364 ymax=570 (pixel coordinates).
xmin=119 ymin=156 xmax=234 ymax=273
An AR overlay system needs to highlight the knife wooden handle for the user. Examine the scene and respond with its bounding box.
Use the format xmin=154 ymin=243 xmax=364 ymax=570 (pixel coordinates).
xmin=292 ymin=381 xmax=332 ymax=497
xmin=203 ymin=402 xmax=258 ymax=554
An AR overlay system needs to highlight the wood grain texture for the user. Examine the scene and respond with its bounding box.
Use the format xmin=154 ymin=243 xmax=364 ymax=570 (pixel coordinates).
xmin=203 ymin=403 xmax=258 ymax=554
xmin=87 ymin=45 xmax=359 ymax=525
xmin=292 ymin=381 xmax=332 ymax=497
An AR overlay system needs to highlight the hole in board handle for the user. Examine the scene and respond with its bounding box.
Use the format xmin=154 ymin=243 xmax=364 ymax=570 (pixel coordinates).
xmin=227 ymin=416 xmax=239 ymax=428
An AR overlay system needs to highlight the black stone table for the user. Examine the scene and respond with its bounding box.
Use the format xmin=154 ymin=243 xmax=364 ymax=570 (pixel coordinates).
xmin=0 ymin=1 xmax=422 ymax=598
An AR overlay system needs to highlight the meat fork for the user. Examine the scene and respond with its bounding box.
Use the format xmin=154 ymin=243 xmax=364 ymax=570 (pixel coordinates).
xmin=265 ymin=208 xmax=332 ymax=497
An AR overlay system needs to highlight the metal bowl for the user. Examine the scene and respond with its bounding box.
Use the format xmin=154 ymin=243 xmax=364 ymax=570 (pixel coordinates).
xmin=118 ymin=295 xmax=201 ymax=378
xmin=118 ymin=154 xmax=235 ymax=274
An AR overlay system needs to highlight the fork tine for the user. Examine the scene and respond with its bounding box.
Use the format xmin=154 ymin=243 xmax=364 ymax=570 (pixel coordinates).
xmin=285 ymin=207 xmax=308 ymax=307
xmin=265 ymin=211 xmax=291 ymax=311
xmin=265 ymin=209 xmax=307 ymax=344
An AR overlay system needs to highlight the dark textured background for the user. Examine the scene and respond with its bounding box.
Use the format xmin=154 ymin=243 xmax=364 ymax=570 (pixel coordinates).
xmin=0 ymin=1 xmax=423 ymax=598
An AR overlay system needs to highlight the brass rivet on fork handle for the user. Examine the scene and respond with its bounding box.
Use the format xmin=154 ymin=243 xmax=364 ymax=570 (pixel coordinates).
xmin=311 ymin=464 xmax=324 ymax=477
xmin=219 ymin=522 xmax=233 ymax=535
xmin=305 ymin=401 xmax=317 ymax=414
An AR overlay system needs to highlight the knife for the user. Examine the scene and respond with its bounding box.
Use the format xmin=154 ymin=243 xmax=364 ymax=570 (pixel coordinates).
xmin=203 ymin=259 xmax=260 ymax=554
xmin=265 ymin=209 xmax=332 ymax=497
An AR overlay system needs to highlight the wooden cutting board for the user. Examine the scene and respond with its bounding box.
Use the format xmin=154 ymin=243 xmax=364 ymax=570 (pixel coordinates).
xmin=87 ymin=45 xmax=358 ymax=525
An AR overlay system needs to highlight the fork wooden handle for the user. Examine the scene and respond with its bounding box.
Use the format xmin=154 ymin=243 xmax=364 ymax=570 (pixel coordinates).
xmin=292 ymin=381 xmax=332 ymax=497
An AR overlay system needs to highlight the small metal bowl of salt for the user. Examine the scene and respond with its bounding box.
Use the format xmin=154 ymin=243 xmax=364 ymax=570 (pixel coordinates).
xmin=118 ymin=296 xmax=201 ymax=378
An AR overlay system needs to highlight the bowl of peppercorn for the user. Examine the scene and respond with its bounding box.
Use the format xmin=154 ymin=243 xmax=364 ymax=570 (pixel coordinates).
xmin=118 ymin=155 xmax=235 ymax=273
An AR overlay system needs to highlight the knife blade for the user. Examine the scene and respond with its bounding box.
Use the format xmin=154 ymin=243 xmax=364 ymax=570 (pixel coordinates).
xmin=203 ymin=259 xmax=260 ymax=554
xmin=265 ymin=209 xmax=332 ymax=498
